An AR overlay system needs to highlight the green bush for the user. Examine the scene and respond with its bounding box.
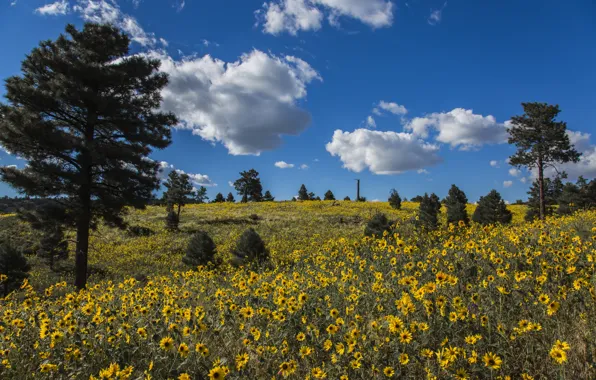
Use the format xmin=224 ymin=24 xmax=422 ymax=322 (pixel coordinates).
xmin=183 ymin=231 xmax=216 ymax=267
xmin=445 ymin=184 xmax=469 ymax=225
xmin=388 ymin=189 xmax=401 ymax=210
xmin=231 ymin=228 xmax=270 ymax=267
xmin=472 ymin=189 xmax=512 ymax=225
xmin=364 ymin=213 xmax=392 ymax=237
xmin=0 ymin=242 xmax=31 ymax=296
xmin=417 ymin=193 xmax=439 ymax=230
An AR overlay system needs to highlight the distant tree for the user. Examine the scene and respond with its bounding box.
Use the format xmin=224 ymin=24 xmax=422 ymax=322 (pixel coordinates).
xmin=163 ymin=171 xmax=195 ymax=217
xmin=233 ymin=169 xmax=263 ymax=202
xmin=262 ymin=190 xmax=275 ymax=202
xmin=226 ymin=192 xmax=236 ymax=203
xmin=411 ymin=195 xmax=424 ymax=203
xmin=314 ymin=196 xmax=321 ymax=201
xmin=0 ymin=23 xmax=176 ymax=289
xmin=472 ymin=190 xmax=512 ymax=225
xmin=343 ymin=196 xmax=351 ymax=201
xmin=525 ymin=176 xmax=563 ymax=221
xmin=445 ymin=185 xmax=469 ymax=225
xmin=298 ymin=184 xmax=309 ymax=201
xmin=291 ymin=197 xmax=297 ymax=202
xmin=308 ymin=191 xmax=316 ymax=200
xmin=324 ymin=190 xmax=335 ymax=201
xmin=388 ymin=189 xmax=401 ymax=210
xmin=429 ymin=193 xmax=441 ymax=213
xmin=403 ymin=197 xmax=408 ymax=202
xmin=365 ymin=213 xmax=392 ymax=237
xmin=357 ymin=196 xmax=367 ymax=202
xmin=418 ymin=194 xmax=439 ymax=230
xmin=514 ymin=199 xmax=525 ymax=205
xmin=0 ymin=242 xmax=31 ymax=296
xmin=508 ymin=102 xmax=581 ymax=220
xmin=195 ymin=186 xmax=209 ymax=204
xmin=213 ymin=193 xmax=225 ymax=203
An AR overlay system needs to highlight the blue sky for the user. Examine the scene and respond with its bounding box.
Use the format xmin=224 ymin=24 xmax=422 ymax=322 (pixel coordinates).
xmin=1 ymin=0 xmax=595 ymax=202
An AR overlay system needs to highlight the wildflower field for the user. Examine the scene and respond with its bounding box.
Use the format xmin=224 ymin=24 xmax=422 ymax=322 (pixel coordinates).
xmin=1 ymin=201 xmax=595 ymax=379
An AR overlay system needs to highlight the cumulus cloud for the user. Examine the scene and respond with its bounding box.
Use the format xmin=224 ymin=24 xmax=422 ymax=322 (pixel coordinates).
xmin=300 ymin=164 xmax=309 ymax=169
xmin=372 ymin=100 xmax=407 ymax=116
xmin=405 ymin=108 xmax=509 ymax=150
xmin=35 ymin=0 xmax=70 ymax=15
xmin=365 ymin=116 xmax=376 ymax=128
xmin=228 ymin=181 xmax=234 ymax=187
xmin=520 ymin=177 xmax=528 ymax=183
xmin=508 ymin=168 xmax=521 ymax=177
xmin=256 ymin=0 xmax=394 ymax=35
xmin=503 ymin=180 xmax=513 ymax=188
xmin=157 ymin=161 xmax=217 ymax=187
xmin=275 ymin=161 xmax=295 ymax=168
xmin=326 ymin=129 xmax=442 ymax=175
xmin=153 ymin=49 xmax=321 ymax=155
xmin=70 ymin=0 xmax=156 ymax=46
xmin=542 ymin=130 xmax=596 ymax=180
xmin=417 ymin=169 xmax=429 ymax=174
xmin=490 ymin=160 xmax=499 ymax=168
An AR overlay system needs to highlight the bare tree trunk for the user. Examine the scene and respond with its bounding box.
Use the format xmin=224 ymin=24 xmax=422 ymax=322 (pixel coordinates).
xmin=74 ymin=206 xmax=90 ymax=289
xmin=538 ymin=156 xmax=545 ymax=220
xmin=177 ymin=204 xmax=181 ymax=219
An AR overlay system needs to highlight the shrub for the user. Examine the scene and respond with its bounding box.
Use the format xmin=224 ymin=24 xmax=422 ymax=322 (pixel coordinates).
xmin=0 ymin=242 xmax=31 ymax=296
xmin=38 ymin=228 xmax=68 ymax=270
xmin=165 ymin=211 xmax=179 ymax=231
xmin=127 ymin=225 xmax=155 ymax=237
xmin=364 ymin=213 xmax=391 ymax=237
xmin=388 ymin=189 xmax=401 ymax=210
xmin=445 ymin=184 xmax=469 ymax=225
xmin=231 ymin=228 xmax=270 ymax=267
xmin=183 ymin=231 xmax=216 ymax=267
xmin=343 ymin=196 xmax=351 ymax=201
xmin=417 ymin=193 xmax=439 ymax=230
xmin=324 ymin=190 xmax=335 ymax=201
xmin=472 ymin=189 xmax=512 ymax=225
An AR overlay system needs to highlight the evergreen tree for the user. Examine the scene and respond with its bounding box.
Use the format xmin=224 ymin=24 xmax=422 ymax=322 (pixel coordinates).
xmin=557 ymin=181 xmax=581 ymax=215
xmin=472 ymin=190 xmax=512 ymax=225
xmin=388 ymin=189 xmax=401 ymax=210
xmin=231 ymin=228 xmax=270 ymax=268
xmin=262 ymin=190 xmax=275 ymax=202
xmin=430 ymin=193 xmax=441 ymax=213
xmin=343 ymin=196 xmax=351 ymax=201
xmin=525 ymin=177 xmax=562 ymax=221
xmin=357 ymin=196 xmax=367 ymax=202
xmin=163 ymin=171 xmax=194 ymax=216
xmin=411 ymin=195 xmax=424 ymax=202
xmin=0 ymin=23 xmax=176 ymax=289
xmin=165 ymin=210 xmax=179 ymax=231
xmin=213 ymin=193 xmax=225 ymax=203
xmin=324 ymin=190 xmax=335 ymax=201
xmin=0 ymin=242 xmax=31 ymax=296
xmin=418 ymin=194 xmax=439 ymax=230
xmin=445 ymin=185 xmax=469 ymax=225
xmin=233 ymin=169 xmax=263 ymax=202
xmin=298 ymin=184 xmax=309 ymax=201
xmin=183 ymin=231 xmax=216 ymax=267
xmin=314 ymin=196 xmax=321 ymax=201
xmin=508 ymin=103 xmax=581 ymax=220
xmin=226 ymin=192 xmax=235 ymax=203
xmin=308 ymin=191 xmax=316 ymax=200
xmin=364 ymin=213 xmax=392 ymax=237
xmin=195 ymin=186 xmax=208 ymax=204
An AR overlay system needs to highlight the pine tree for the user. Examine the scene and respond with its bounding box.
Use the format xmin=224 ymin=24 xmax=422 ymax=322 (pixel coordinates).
xmin=472 ymin=190 xmax=512 ymax=225
xmin=262 ymin=190 xmax=275 ymax=202
xmin=388 ymin=189 xmax=401 ymax=210
xmin=183 ymin=231 xmax=216 ymax=267
xmin=233 ymin=169 xmax=263 ymax=202
xmin=308 ymin=191 xmax=316 ymax=200
xmin=343 ymin=196 xmax=351 ymax=201
xmin=226 ymin=192 xmax=235 ymax=203
xmin=508 ymin=103 xmax=581 ymax=220
xmin=163 ymin=171 xmax=194 ymax=217
xmin=418 ymin=194 xmax=439 ymax=230
xmin=525 ymin=177 xmax=562 ymax=221
xmin=364 ymin=213 xmax=392 ymax=237
xmin=430 ymin=193 xmax=441 ymax=213
xmin=231 ymin=228 xmax=270 ymax=268
xmin=445 ymin=185 xmax=469 ymax=225
xmin=0 ymin=242 xmax=31 ymax=296
xmin=324 ymin=190 xmax=335 ymax=201
xmin=298 ymin=184 xmax=309 ymax=201
xmin=213 ymin=193 xmax=225 ymax=203
xmin=195 ymin=186 xmax=208 ymax=204
xmin=0 ymin=23 xmax=176 ymax=289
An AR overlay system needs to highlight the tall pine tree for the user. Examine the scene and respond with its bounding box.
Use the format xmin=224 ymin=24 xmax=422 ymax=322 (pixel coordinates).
xmin=233 ymin=169 xmax=263 ymax=202
xmin=0 ymin=24 xmax=177 ymax=289
xmin=298 ymin=184 xmax=309 ymax=201
xmin=163 ymin=171 xmax=194 ymax=217
xmin=445 ymin=184 xmax=469 ymax=225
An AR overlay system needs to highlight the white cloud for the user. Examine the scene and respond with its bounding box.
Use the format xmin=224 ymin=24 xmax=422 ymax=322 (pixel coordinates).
xmin=365 ymin=115 xmax=376 ymax=128
xmin=154 ymin=49 xmax=321 ymax=155
xmin=544 ymin=130 xmax=596 ymax=180
xmin=275 ymin=161 xmax=295 ymax=169
xmin=326 ymin=129 xmax=442 ymax=175
xmin=72 ymin=0 xmax=156 ymax=46
xmin=490 ymin=160 xmax=499 ymax=168
xmin=405 ymin=108 xmax=509 ymax=150
xmin=508 ymin=168 xmax=521 ymax=177
xmin=417 ymin=169 xmax=429 ymax=174
xmin=300 ymin=164 xmax=309 ymax=169
xmin=520 ymin=177 xmax=528 ymax=184
xmin=313 ymin=158 xmax=319 ymax=162
xmin=371 ymin=199 xmax=381 ymax=202
xmin=159 ymin=38 xmax=168 ymax=47
xmin=505 ymin=200 xmax=511 ymax=205
xmin=503 ymin=180 xmax=513 ymax=188
xmin=228 ymin=181 xmax=234 ymax=187
xmin=35 ymin=0 xmax=70 ymax=15
xmin=157 ymin=161 xmax=216 ymax=187
xmin=373 ymin=101 xmax=408 ymax=116
xmin=428 ymin=9 xmax=441 ymax=25
xmin=257 ymin=0 xmax=393 ymax=35
xmin=173 ymin=0 xmax=185 ymax=12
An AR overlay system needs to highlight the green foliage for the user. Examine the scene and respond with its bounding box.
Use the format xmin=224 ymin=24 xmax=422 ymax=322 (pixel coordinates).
xmin=0 ymin=242 xmax=31 ymax=296
xmin=445 ymin=184 xmax=469 ymax=225
xmin=234 ymin=169 xmax=263 ymax=202
xmin=262 ymin=191 xmax=275 ymax=202
xmin=472 ymin=190 xmax=512 ymax=225
xmin=308 ymin=192 xmax=317 ymax=200
xmin=213 ymin=193 xmax=225 ymax=203
xmin=0 ymin=23 xmax=177 ymax=289
xmin=298 ymin=184 xmax=309 ymax=201
xmin=343 ymin=196 xmax=351 ymax=201
xmin=410 ymin=195 xmax=424 ymax=202
xmin=226 ymin=193 xmax=235 ymax=203
xmin=231 ymin=228 xmax=270 ymax=267
xmin=195 ymin=186 xmax=209 ymax=204
xmin=357 ymin=197 xmax=367 ymax=202
xmin=525 ymin=177 xmax=563 ymax=221
xmin=364 ymin=213 xmax=392 ymax=237
xmin=388 ymin=189 xmax=401 ymax=210
xmin=324 ymin=190 xmax=335 ymax=201
xmin=417 ymin=193 xmax=439 ymax=230
xmin=165 ymin=211 xmax=179 ymax=231
xmin=163 ymin=171 xmax=195 ymax=213
xmin=182 ymin=231 xmax=216 ymax=267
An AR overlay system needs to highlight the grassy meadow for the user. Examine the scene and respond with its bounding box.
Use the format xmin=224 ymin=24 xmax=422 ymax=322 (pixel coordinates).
xmin=1 ymin=201 xmax=595 ymax=379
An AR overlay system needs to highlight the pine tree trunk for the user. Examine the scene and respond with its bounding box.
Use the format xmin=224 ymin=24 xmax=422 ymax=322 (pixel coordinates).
xmin=538 ymin=156 xmax=545 ymax=220
xmin=177 ymin=204 xmax=181 ymax=219
xmin=74 ymin=191 xmax=91 ymax=289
